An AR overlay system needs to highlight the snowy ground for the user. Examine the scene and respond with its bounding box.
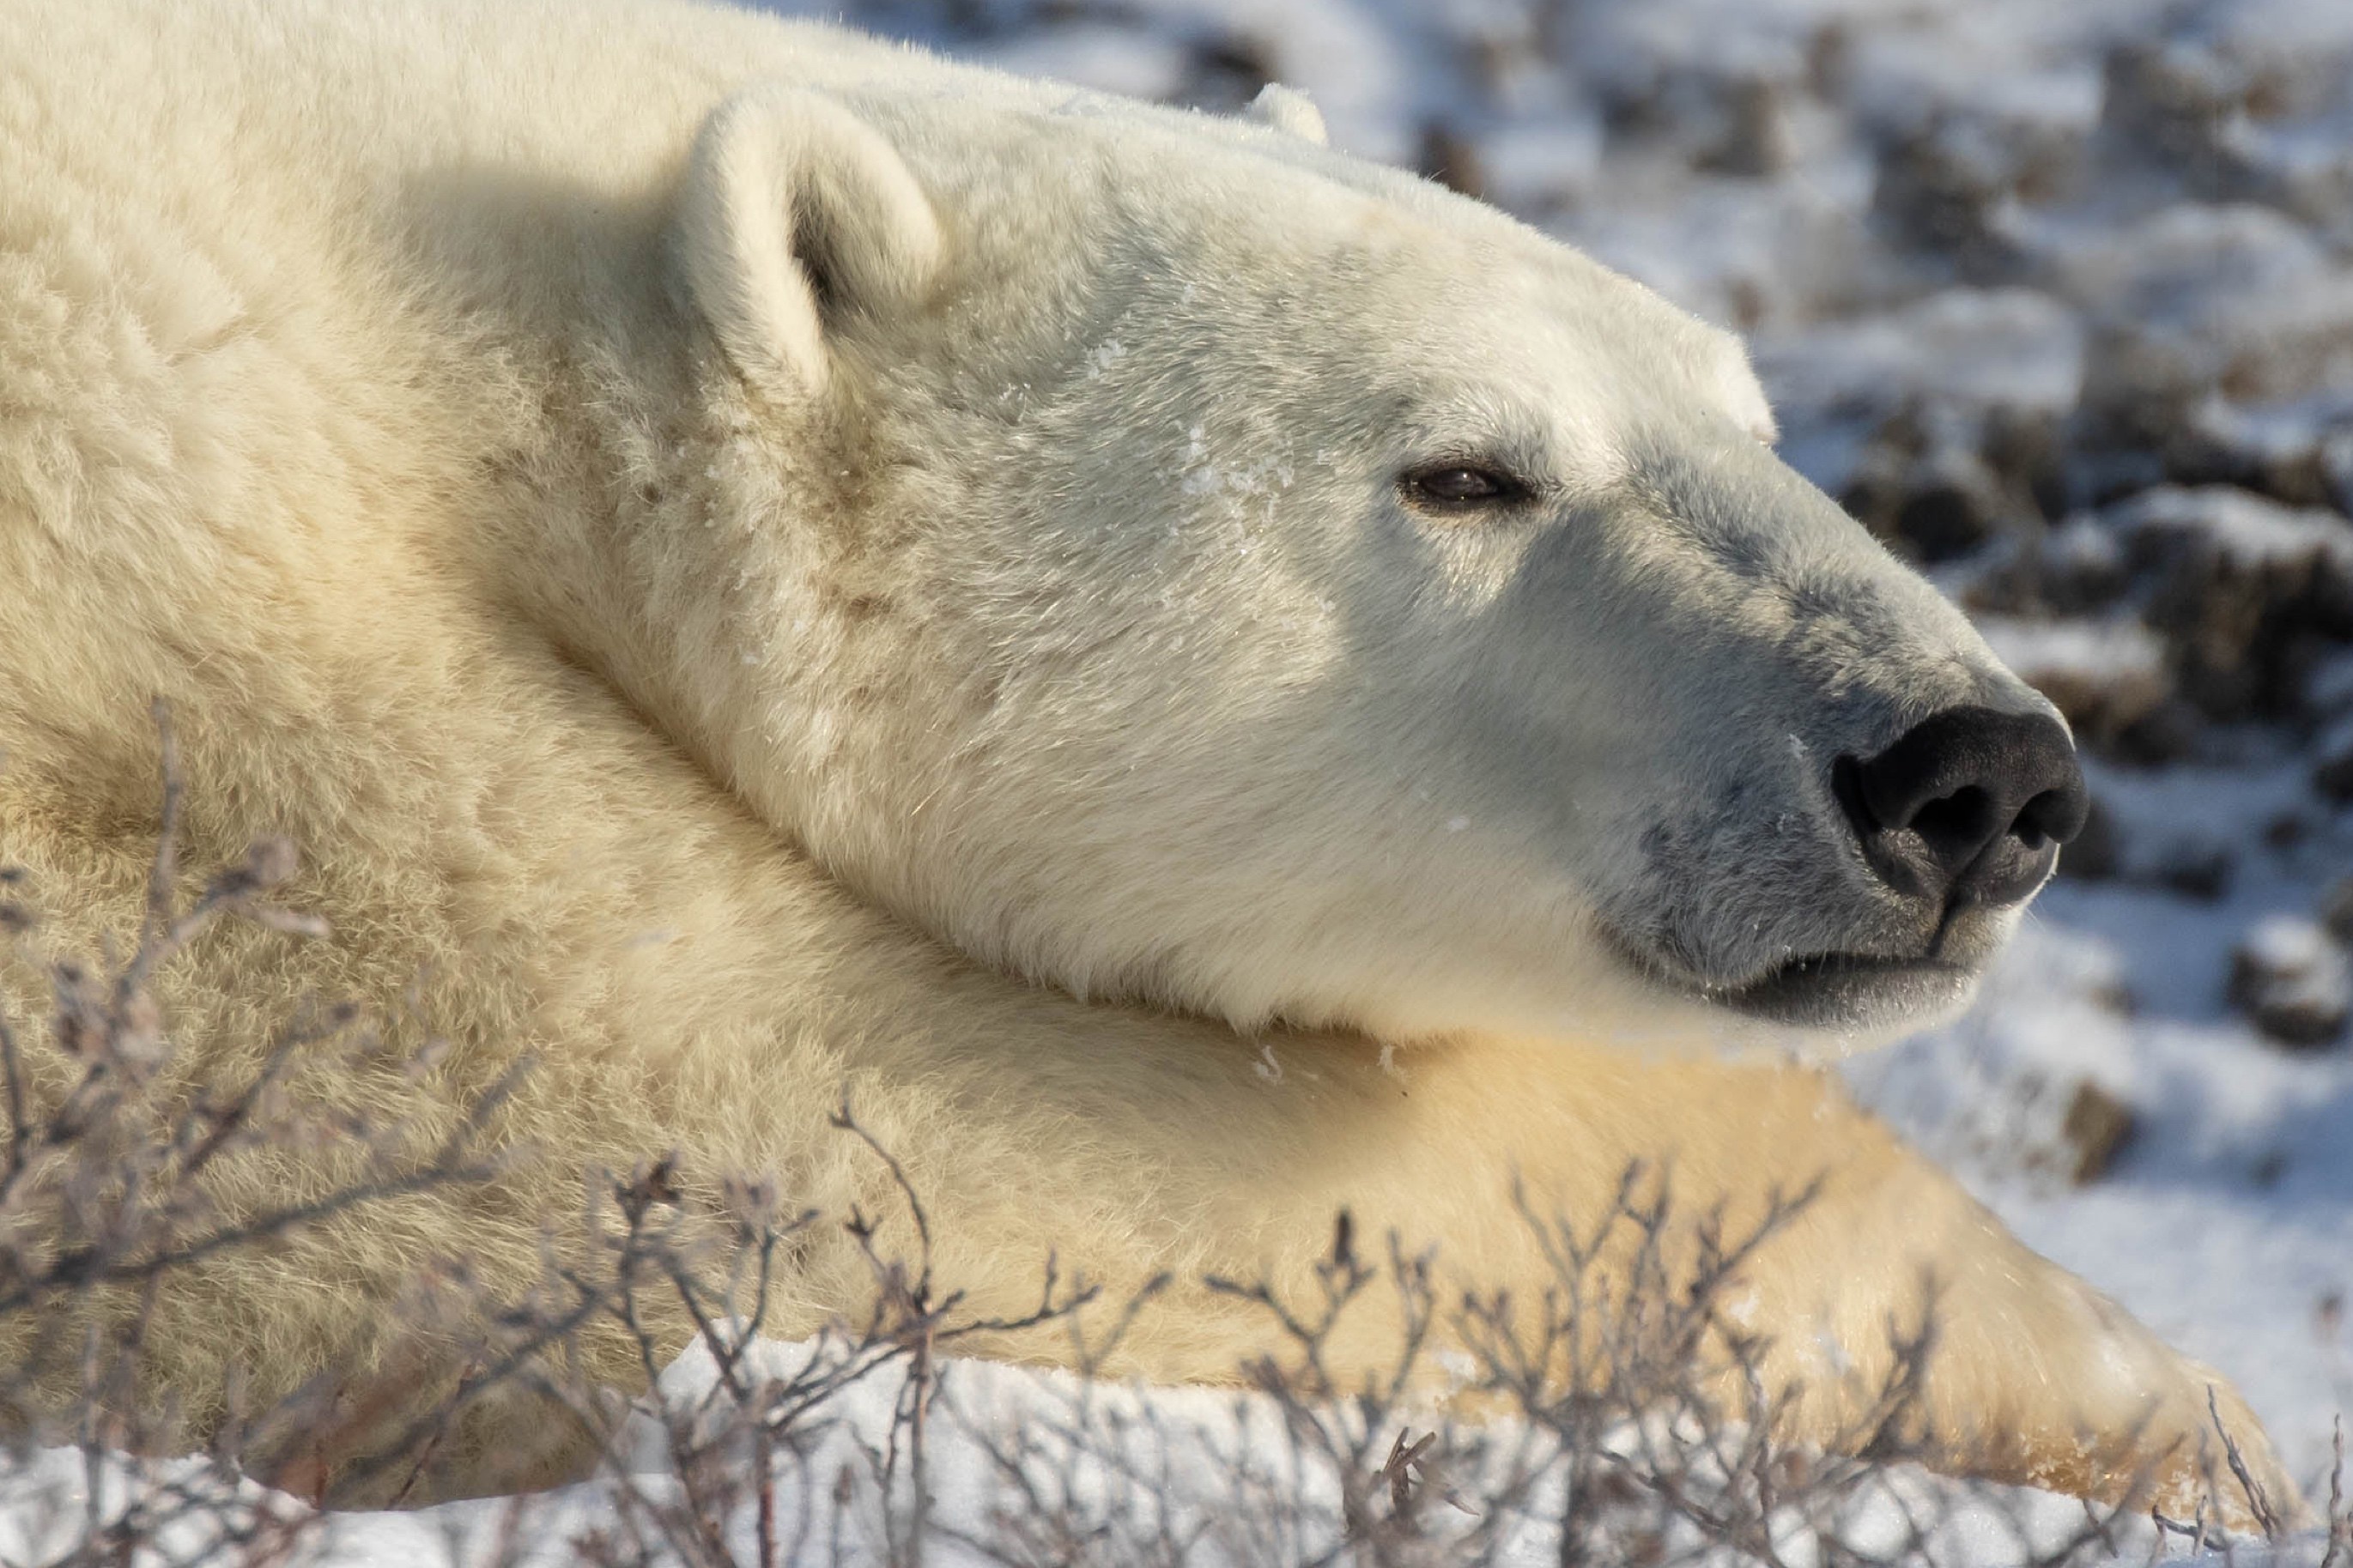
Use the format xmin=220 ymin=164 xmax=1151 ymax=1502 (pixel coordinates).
xmin=1855 ymin=785 xmax=2353 ymax=1491
xmin=0 ymin=1326 xmax=2329 ymax=1568
xmin=14 ymin=0 xmax=2353 ymax=1560
xmin=0 ymin=1307 xmax=2333 ymax=1567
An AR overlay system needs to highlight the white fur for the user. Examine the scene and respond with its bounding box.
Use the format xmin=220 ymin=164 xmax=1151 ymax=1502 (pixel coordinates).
xmin=677 ymin=88 xmax=943 ymax=397
xmin=1246 ymin=82 xmax=1329 ymax=144
xmin=0 ymin=0 xmax=2301 ymax=1519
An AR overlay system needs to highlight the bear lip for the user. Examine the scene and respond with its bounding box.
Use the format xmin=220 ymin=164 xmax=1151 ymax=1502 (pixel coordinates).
xmin=1709 ymin=950 xmax=1979 ymax=1029
xmin=1602 ymin=924 xmax=1980 ymax=1031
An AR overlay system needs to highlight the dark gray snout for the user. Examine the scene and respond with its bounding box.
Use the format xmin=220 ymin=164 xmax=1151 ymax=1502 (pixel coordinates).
xmin=1832 ymin=707 xmax=2089 ymax=911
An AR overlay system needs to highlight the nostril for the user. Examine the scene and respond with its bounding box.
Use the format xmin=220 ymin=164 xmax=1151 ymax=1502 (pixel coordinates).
xmin=2015 ymin=781 xmax=2089 ymax=848
xmin=1833 ymin=705 xmax=2088 ymax=906
xmin=1830 ymin=753 xmax=1877 ymax=838
xmin=1909 ymin=787 xmax=1994 ymax=857
xmin=2012 ymin=788 xmax=2071 ymax=851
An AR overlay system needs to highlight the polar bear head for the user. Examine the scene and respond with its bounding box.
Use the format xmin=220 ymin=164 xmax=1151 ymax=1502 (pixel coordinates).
xmin=640 ymin=74 xmax=2085 ymax=1054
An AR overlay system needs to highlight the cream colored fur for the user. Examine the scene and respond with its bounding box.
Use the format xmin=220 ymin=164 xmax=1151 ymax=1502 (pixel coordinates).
xmin=0 ymin=0 xmax=2303 ymax=1518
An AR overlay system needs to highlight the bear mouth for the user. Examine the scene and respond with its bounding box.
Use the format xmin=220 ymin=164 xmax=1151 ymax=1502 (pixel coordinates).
xmin=1707 ymin=950 xmax=1978 ymax=1028
xmin=1604 ymin=925 xmax=1980 ymax=1031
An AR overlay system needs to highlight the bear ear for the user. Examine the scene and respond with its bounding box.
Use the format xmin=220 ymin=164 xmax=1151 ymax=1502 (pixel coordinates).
xmin=676 ymin=88 xmax=943 ymax=400
xmin=1709 ymin=337 xmax=1780 ymax=445
xmin=1245 ymin=83 xmax=1328 ymax=146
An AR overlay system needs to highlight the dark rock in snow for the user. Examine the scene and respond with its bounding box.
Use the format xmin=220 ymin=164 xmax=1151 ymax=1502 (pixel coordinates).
xmin=2055 ymin=794 xmax=2120 ymax=881
xmin=1974 ymin=614 xmax=2170 ymax=745
xmin=1894 ymin=448 xmax=2010 ymax=562
xmin=1417 ymin=118 xmax=1486 ymax=199
xmin=2096 ymin=42 xmax=2260 ymax=201
xmin=2229 ymin=915 xmax=2352 ymax=1048
xmin=2144 ymin=833 xmax=2234 ymax=901
xmin=1871 ymin=119 xmax=2024 ymax=282
xmin=2315 ymin=715 xmax=2353 ymax=801
xmin=2167 ymin=397 xmax=2345 ymax=509
xmin=2320 ymin=875 xmax=2353 ymax=945
xmin=2059 ymin=1081 xmax=2137 ymax=1184
xmin=1961 ymin=518 xmax=2132 ymax=621
xmin=2106 ymin=695 xmax=2208 ymax=766
xmin=2118 ymin=485 xmax=2353 ymax=722
xmin=1693 ymin=74 xmax=1795 ymax=178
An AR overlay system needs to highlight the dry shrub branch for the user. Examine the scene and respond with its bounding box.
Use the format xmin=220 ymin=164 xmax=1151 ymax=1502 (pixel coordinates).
xmin=0 ymin=711 xmax=2339 ymax=1566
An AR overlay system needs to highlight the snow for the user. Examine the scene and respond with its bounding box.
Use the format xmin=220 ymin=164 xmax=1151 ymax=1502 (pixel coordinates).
xmin=976 ymin=27 xmax=1192 ymax=105
xmin=0 ymin=1329 xmax=2326 ymax=1568
xmin=2112 ymin=486 xmax=2353 ymax=570
xmin=1477 ymin=118 xmax=1606 ymax=210
xmin=1974 ymin=614 xmax=2168 ymax=700
xmin=1857 ymin=754 xmax=2353 ymax=1492
xmin=1754 ymin=288 xmax=2088 ymax=428
xmin=2241 ymin=914 xmax=2343 ymax=978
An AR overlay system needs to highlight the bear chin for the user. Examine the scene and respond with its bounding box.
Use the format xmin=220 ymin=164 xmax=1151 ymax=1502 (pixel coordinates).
xmin=1600 ymin=925 xmax=1990 ymax=1035
xmin=1706 ymin=951 xmax=1981 ymax=1030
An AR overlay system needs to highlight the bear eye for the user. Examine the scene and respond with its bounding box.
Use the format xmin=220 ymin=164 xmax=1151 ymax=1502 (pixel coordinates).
xmin=1398 ymin=462 xmax=1534 ymax=513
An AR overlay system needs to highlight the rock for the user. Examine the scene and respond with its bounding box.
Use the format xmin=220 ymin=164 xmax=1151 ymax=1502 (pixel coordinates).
xmin=2055 ymin=794 xmax=2120 ymax=881
xmin=2320 ymin=876 xmax=2353 ymax=945
xmin=1893 ymin=447 xmax=2011 ymax=561
xmin=2036 ymin=515 xmax=2132 ymax=613
xmin=1961 ymin=516 xmax=2132 ymax=620
xmin=1835 ymin=404 xmax=2049 ymax=566
xmin=2095 ymin=41 xmax=2259 ymax=200
xmin=1981 ymin=405 xmax=2069 ymax=522
xmin=1182 ymin=32 xmax=1275 ymax=115
xmin=2116 ymin=485 xmax=2353 ymax=722
xmin=1693 ymin=73 xmax=1794 ymax=178
xmin=2107 ymin=695 xmax=2208 ymax=765
xmin=1803 ymin=20 xmax=1852 ymax=99
xmin=2326 ymin=432 xmax=2353 ymax=517
xmin=2303 ymin=645 xmax=2353 ymax=721
xmin=2228 ymin=915 xmax=2352 ymax=1048
xmin=2167 ymin=397 xmax=2343 ymax=509
xmin=1973 ymin=614 xmax=2170 ymax=745
xmin=1871 ymin=118 xmax=2024 ymax=281
xmin=2315 ymin=713 xmax=2353 ymax=801
xmin=2144 ymin=833 xmax=2234 ymax=901
xmin=2065 ymin=441 xmax=2172 ymax=512
xmin=2059 ymin=1081 xmax=2138 ymax=1184
xmin=2074 ymin=320 xmax=2206 ymax=455
xmin=2264 ymin=808 xmax=2313 ymax=850
xmin=1416 ymin=119 xmax=1486 ymax=200
xmin=2066 ymin=206 xmax=2353 ymax=427
xmin=1595 ymin=58 xmax=1803 ymax=182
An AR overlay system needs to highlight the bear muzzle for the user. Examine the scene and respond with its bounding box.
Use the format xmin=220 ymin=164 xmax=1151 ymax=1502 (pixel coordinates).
xmin=1606 ymin=704 xmax=2089 ymax=1032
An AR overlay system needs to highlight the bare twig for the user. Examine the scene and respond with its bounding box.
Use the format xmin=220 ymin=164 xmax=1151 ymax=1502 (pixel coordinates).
xmin=2210 ymin=1383 xmax=2283 ymax=1540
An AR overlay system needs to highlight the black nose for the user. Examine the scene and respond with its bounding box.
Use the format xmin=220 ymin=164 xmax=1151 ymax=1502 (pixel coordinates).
xmin=1831 ymin=706 xmax=2089 ymax=909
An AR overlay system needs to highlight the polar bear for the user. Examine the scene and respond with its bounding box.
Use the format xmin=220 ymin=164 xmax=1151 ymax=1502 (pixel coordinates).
xmin=0 ymin=0 xmax=2304 ymax=1522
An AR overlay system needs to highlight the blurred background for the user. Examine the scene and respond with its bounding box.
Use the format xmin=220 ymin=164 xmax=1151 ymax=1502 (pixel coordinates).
xmin=762 ymin=0 xmax=2353 ymax=1480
